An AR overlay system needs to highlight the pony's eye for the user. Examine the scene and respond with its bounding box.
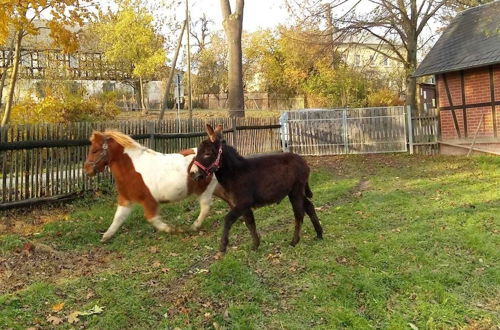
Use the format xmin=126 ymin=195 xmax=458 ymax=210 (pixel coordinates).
xmin=92 ymin=150 xmax=99 ymax=154
xmin=204 ymin=153 xmax=211 ymax=158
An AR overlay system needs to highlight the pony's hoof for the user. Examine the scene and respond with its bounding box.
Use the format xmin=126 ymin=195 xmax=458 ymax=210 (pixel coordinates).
xmin=100 ymin=236 xmax=111 ymax=243
xmin=189 ymin=225 xmax=201 ymax=232
xmin=213 ymin=252 xmax=225 ymax=260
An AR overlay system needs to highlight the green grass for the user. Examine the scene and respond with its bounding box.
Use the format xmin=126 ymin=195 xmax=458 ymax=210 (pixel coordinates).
xmin=1 ymin=154 xmax=499 ymax=329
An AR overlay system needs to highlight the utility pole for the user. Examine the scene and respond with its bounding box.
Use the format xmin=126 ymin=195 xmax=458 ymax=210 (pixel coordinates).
xmin=186 ymin=0 xmax=193 ymax=129
xmin=159 ymin=19 xmax=187 ymax=121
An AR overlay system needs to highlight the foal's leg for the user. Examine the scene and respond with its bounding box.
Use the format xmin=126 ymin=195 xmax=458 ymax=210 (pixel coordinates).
xmin=242 ymin=210 xmax=260 ymax=251
xmin=304 ymin=198 xmax=323 ymax=239
xmin=289 ymin=192 xmax=305 ymax=247
xmin=143 ymin=198 xmax=183 ymax=233
xmin=101 ymin=203 xmax=132 ymax=242
xmin=219 ymin=206 xmax=247 ymax=254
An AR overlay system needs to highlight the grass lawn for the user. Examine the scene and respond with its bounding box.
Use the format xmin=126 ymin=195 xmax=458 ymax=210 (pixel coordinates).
xmin=0 ymin=154 xmax=499 ymax=329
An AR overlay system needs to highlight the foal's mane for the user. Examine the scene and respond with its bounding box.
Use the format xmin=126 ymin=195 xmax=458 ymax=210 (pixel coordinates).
xmin=91 ymin=130 xmax=141 ymax=149
xmin=222 ymin=142 xmax=245 ymax=167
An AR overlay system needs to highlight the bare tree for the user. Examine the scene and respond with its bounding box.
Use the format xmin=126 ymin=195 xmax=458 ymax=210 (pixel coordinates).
xmin=285 ymin=0 xmax=487 ymax=110
xmin=220 ymin=0 xmax=245 ymax=118
xmin=191 ymin=13 xmax=214 ymax=52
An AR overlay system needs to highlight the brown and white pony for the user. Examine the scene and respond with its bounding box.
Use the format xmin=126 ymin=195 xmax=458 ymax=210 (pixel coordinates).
xmin=190 ymin=124 xmax=323 ymax=257
xmin=84 ymin=130 xmax=222 ymax=242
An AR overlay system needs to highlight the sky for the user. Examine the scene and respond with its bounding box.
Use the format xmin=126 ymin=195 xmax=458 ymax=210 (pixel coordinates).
xmin=183 ymin=0 xmax=290 ymax=32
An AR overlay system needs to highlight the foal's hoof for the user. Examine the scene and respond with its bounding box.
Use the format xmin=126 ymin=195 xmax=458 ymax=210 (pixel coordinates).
xmin=213 ymin=252 xmax=225 ymax=260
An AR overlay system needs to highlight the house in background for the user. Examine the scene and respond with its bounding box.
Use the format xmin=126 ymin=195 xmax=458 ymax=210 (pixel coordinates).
xmin=414 ymin=1 xmax=500 ymax=154
xmin=337 ymin=34 xmax=406 ymax=93
xmin=0 ymin=20 xmax=175 ymax=111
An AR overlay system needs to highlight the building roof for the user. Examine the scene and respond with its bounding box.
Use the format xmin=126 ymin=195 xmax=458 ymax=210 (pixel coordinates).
xmin=414 ymin=1 xmax=500 ymax=77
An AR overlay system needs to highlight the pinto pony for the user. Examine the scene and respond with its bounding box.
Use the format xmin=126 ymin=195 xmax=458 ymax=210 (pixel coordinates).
xmin=190 ymin=124 xmax=323 ymax=256
xmin=84 ymin=130 xmax=220 ymax=242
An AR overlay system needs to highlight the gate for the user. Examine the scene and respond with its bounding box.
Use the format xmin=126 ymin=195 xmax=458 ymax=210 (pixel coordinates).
xmin=280 ymin=106 xmax=408 ymax=155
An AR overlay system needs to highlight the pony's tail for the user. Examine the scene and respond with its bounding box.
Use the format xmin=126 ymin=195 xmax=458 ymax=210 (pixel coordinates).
xmin=305 ymin=182 xmax=313 ymax=199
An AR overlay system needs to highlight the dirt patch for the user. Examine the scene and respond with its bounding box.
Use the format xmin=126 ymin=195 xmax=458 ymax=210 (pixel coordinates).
xmin=0 ymin=242 xmax=115 ymax=294
xmin=0 ymin=206 xmax=73 ymax=236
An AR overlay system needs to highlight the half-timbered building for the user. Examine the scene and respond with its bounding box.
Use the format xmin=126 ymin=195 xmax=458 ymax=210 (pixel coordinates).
xmin=414 ymin=1 xmax=500 ymax=154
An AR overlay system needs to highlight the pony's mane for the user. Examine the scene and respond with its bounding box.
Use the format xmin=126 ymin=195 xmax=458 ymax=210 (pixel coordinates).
xmin=91 ymin=130 xmax=141 ymax=149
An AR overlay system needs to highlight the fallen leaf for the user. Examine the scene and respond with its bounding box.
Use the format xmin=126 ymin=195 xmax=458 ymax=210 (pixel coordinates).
xmin=152 ymin=261 xmax=161 ymax=268
xmin=408 ymin=323 xmax=419 ymax=330
xmin=161 ymin=268 xmax=170 ymax=273
xmin=86 ymin=291 xmax=95 ymax=300
xmin=149 ymin=246 xmax=158 ymax=254
xmin=80 ymin=305 xmax=104 ymax=315
xmin=68 ymin=311 xmax=81 ymax=324
xmin=169 ymin=252 xmax=179 ymax=257
xmin=194 ymin=268 xmax=209 ymax=274
xmin=46 ymin=315 xmax=64 ymax=325
xmin=51 ymin=302 xmax=65 ymax=312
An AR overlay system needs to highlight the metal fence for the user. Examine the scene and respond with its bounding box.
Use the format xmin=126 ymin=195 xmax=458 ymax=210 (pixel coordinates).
xmin=281 ymin=107 xmax=408 ymax=155
xmin=0 ymin=117 xmax=281 ymax=209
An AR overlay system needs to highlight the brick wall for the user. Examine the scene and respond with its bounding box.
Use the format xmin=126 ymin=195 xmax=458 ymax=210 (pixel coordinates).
xmin=437 ymin=64 xmax=500 ymax=140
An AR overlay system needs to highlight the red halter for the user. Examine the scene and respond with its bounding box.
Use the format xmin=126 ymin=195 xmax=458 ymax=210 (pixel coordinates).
xmin=193 ymin=145 xmax=223 ymax=175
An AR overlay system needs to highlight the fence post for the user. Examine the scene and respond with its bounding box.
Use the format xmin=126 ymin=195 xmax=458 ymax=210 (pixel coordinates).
xmin=148 ymin=121 xmax=155 ymax=150
xmin=232 ymin=117 xmax=238 ymax=149
xmin=406 ymin=105 xmax=414 ymax=155
xmin=342 ymin=108 xmax=348 ymax=154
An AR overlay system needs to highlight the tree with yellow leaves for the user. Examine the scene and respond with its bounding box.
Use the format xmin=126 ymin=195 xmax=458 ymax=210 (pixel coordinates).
xmin=0 ymin=0 xmax=95 ymax=126
xmin=94 ymin=3 xmax=166 ymax=114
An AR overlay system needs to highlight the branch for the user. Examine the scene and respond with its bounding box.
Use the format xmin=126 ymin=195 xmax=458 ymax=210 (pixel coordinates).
xmin=360 ymin=27 xmax=406 ymax=63
xmin=235 ymin=0 xmax=244 ymax=16
xmin=417 ymin=0 xmax=446 ymax=35
xmin=220 ymin=0 xmax=231 ymax=19
xmin=365 ymin=45 xmax=402 ymax=63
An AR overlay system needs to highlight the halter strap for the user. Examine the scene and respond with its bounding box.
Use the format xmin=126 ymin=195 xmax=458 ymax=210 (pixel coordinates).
xmin=193 ymin=145 xmax=223 ymax=175
xmin=86 ymin=138 xmax=109 ymax=172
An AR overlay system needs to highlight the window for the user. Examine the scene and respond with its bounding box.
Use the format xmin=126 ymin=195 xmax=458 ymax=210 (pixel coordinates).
xmin=103 ymin=82 xmax=115 ymax=93
xmin=354 ymin=55 xmax=361 ymax=66
xmin=369 ymin=55 xmax=375 ymax=66
xmin=382 ymin=56 xmax=389 ymax=67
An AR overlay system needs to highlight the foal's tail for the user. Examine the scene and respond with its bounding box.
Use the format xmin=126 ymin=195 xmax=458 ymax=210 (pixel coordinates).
xmin=305 ymin=182 xmax=313 ymax=199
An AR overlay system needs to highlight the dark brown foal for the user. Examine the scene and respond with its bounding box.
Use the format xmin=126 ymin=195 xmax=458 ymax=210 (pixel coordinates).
xmin=190 ymin=124 xmax=323 ymax=256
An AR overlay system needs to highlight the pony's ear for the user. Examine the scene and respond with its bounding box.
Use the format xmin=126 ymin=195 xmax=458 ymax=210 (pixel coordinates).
xmin=90 ymin=131 xmax=104 ymax=142
xmin=206 ymin=124 xmax=218 ymax=142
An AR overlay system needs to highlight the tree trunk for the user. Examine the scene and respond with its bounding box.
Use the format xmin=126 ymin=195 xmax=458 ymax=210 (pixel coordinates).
xmin=220 ymin=0 xmax=245 ymax=118
xmin=1 ymin=31 xmax=23 ymax=127
xmin=405 ymin=37 xmax=418 ymax=112
xmin=139 ymin=77 xmax=148 ymax=115
xmin=0 ymin=36 xmax=16 ymax=110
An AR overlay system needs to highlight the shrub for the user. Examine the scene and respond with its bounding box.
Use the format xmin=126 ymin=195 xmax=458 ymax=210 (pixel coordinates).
xmin=10 ymin=94 xmax=120 ymax=124
xmin=366 ymin=89 xmax=403 ymax=107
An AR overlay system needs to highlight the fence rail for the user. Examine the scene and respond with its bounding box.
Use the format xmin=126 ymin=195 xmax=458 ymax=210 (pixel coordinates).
xmin=0 ymin=118 xmax=281 ymax=209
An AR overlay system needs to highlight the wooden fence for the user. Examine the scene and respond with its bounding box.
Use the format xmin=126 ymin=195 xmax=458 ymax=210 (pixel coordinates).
xmin=0 ymin=117 xmax=281 ymax=209
xmin=410 ymin=107 xmax=440 ymax=155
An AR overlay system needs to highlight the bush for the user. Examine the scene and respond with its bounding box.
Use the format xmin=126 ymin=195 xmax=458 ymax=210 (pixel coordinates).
xmin=10 ymin=94 xmax=120 ymax=124
xmin=366 ymin=89 xmax=403 ymax=107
